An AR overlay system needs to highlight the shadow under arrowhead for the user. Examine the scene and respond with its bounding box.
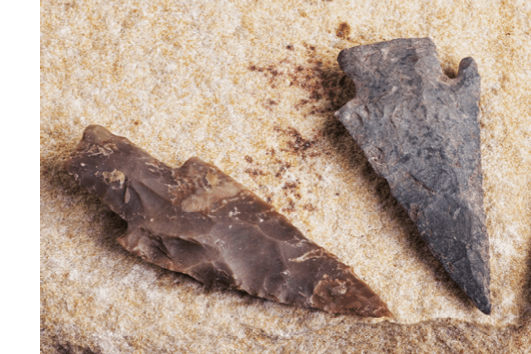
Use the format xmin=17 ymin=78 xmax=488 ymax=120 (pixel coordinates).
xmin=335 ymin=38 xmax=491 ymax=314
xmin=65 ymin=125 xmax=392 ymax=318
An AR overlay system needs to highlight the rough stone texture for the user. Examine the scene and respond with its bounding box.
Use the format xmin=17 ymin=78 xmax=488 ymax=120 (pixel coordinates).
xmin=41 ymin=0 xmax=531 ymax=352
xmin=336 ymin=38 xmax=491 ymax=314
xmin=65 ymin=125 xmax=391 ymax=318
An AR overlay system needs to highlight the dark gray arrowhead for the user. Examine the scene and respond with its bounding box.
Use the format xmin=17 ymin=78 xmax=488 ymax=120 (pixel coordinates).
xmin=65 ymin=125 xmax=392 ymax=318
xmin=335 ymin=38 xmax=491 ymax=314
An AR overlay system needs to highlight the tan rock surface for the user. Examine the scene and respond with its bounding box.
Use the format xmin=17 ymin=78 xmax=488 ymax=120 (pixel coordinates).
xmin=41 ymin=0 xmax=531 ymax=352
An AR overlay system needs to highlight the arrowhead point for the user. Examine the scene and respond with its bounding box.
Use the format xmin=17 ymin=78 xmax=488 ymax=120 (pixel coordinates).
xmin=66 ymin=125 xmax=391 ymax=318
xmin=337 ymin=38 xmax=491 ymax=313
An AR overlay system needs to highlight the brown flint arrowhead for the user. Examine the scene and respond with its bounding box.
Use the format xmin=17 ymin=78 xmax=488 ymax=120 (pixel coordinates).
xmin=336 ymin=38 xmax=491 ymax=314
xmin=65 ymin=125 xmax=392 ymax=318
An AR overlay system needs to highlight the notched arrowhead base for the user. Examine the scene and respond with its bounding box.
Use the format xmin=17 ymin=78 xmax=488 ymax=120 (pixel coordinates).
xmin=66 ymin=125 xmax=392 ymax=318
xmin=336 ymin=38 xmax=491 ymax=314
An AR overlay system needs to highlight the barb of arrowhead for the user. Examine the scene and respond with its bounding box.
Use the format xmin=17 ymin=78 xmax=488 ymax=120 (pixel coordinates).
xmin=65 ymin=125 xmax=392 ymax=318
xmin=336 ymin=38 xmax=491 ymax=314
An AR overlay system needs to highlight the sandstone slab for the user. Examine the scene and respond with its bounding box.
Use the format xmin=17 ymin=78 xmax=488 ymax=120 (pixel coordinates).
xmin=41 ymin=0 xmax=531 ymax=351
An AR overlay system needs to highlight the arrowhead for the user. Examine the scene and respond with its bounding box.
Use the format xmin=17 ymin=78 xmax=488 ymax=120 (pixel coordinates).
xmin=336 ymin=38 xmax=491 ymax=314
xmin=66 ymin=125 xmax=392 ymax=318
